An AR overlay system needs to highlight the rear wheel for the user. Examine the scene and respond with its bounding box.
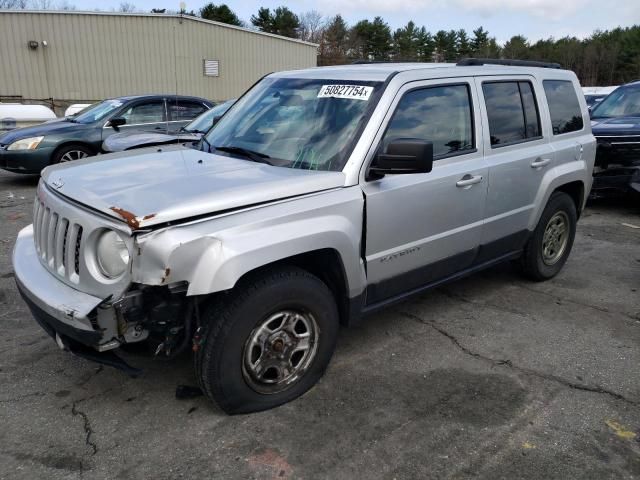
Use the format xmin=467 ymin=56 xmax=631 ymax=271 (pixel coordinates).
xmin=521 ymin=191 xmax=577 ymax=281
xmin=52 ymin=144 xmax=93 ymax=164
xmin=195 ymin=267 xmax=339 ymax=414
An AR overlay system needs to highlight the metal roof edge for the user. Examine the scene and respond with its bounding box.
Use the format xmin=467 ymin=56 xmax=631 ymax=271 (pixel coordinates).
xmin=0 ymin=9 xmax=319 ymax=48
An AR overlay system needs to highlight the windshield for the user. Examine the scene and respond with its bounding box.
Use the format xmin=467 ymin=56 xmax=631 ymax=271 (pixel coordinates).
xmin=591 ymin=87 xmax=640 ymax=118
xmin=185 ymin=99 xmax=234 ymax=133
xmin=73 ymin=99 xmax=124 ymax=124
xmin=203 ymin=77 xmax=383 ymax=171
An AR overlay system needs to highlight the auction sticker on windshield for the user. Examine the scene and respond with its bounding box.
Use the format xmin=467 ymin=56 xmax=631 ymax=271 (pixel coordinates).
xmin=318 ymin=85 xmax=373 ymax=101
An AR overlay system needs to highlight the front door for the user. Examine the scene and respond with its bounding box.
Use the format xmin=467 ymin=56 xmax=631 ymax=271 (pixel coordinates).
xmin=361 ymin=78 xmax=488 ymax=305
xmin=103 ymin=100 xmax=168 ymax=140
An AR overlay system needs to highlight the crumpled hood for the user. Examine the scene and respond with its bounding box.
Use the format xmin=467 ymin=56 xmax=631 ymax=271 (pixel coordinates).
xmin=102 ymin=131 xmax=201 ymax=152
xmin=41 ymin=145 xmax=345 ymax=229
xmin=591 ymin=116 xmax=640 ymax=136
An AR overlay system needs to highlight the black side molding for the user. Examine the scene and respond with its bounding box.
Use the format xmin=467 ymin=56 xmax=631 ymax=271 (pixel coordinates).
xmin=457 ymin=58 xmax=562 ymax=69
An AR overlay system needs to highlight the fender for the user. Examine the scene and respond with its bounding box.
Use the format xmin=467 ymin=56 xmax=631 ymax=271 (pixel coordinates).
xmin=528 ymin=159 xmax=591 ymax=230
xmin=132 ymin=187 xmax=367 ymax=298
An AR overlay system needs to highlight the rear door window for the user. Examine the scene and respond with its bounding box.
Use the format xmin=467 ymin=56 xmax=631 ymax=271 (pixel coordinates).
xmin=120 ymin=101 xmax=166 ymax=125
xmin=382 ymin=84 xmax=475 ymax=158
xmin=482 ymin=81 xmax=542 ymax=147
xmin=169 ymin=101 xmax=208 ymax=122
xmin=542 ymin=80 xmax=584 ymax=134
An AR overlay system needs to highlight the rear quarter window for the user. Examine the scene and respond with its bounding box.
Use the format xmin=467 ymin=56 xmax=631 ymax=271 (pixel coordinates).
xmin=543 ymin=80 xmax=584 ymax=135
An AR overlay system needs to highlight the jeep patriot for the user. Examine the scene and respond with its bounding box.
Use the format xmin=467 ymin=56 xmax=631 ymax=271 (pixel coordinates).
xmin=13 ymin=60 xmax=596 ymax=413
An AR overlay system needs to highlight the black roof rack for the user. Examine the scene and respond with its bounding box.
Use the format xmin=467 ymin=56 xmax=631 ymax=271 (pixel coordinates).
xmin=457 ymin=58 xmax=562 ymax=69
xmin=351 ymin=60 xmax=390 ymax=64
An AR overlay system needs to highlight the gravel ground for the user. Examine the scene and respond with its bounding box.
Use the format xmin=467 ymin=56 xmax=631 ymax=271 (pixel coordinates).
xmin=0 ymin=170 xmax=639 ymax=480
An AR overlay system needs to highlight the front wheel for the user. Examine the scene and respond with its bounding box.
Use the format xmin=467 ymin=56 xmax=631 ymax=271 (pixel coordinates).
xmin=520 ymin=191 xmax=577 ymax=281
xmin=52 ymin=144 xmax=93 ymax=164
xmin=195 ymin=267 xmax=339 ymax=414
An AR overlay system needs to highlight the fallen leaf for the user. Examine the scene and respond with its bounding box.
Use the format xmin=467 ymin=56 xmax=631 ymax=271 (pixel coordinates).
xmin=605 ymin=419 xmax=637 ymax=440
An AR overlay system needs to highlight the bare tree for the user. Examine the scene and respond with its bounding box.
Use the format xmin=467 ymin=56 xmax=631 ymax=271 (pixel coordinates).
xmin=298 ymin=10 xmax=324 ymax=43
xmin=118 ymin=2 xmax=136 ymax=12
xmin=0 ymin=0 xmax=28 ymax=7
xmin=57 ymin=0 xmax=75 ymax=10
xmin=31 ymin=0 xmax=53 ymax=8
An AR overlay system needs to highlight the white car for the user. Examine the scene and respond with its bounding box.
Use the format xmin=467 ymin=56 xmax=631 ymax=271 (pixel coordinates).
xmin=0 ymin=103 xmax=56 ymax=133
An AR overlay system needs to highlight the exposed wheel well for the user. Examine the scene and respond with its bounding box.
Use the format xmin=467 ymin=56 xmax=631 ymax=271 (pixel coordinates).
xmin=233 ymin=249 xmax=351 ymax=325
xmin=554 ymin=181 xmax=585 ymax=217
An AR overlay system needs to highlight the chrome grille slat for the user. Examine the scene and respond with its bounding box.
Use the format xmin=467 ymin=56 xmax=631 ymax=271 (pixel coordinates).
xmin=34 ymin=201 xmax=44 ymax=255
xmin=33 ymin=200 xmax=40 ymax=251
xmin=66 ymin=223 xmax=81 ymax=283
xmin=54 ymin=217 xmax=68 ymax=275
xmin=39 ymin=207 xmax=50 ymax=259
xmin=46 ymin=212 xmax=58 ymax=266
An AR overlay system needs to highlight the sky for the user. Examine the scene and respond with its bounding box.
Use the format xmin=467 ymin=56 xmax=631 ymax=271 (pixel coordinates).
xmin=71 ymin=0 xmax=640 ymax=44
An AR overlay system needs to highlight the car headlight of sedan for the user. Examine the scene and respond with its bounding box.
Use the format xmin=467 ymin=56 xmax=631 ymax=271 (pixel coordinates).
xmin=7 ymin=136 xmax=45 ymax=151
xmin=96 ymin=230 xmax=130 ymax=278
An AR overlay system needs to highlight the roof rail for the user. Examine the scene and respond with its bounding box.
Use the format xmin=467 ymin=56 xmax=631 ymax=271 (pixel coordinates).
xmin=457 ymin=58 xmax=562 ymax=69
xmin=351 ymin=60 xmax=389 ymax=64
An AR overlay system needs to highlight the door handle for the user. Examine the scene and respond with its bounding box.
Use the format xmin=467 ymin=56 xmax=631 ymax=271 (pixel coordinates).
xmin=531 ymin=158 xmax=551 ymax=168
xmin=456 ymin=174 xmax=483 ymax=188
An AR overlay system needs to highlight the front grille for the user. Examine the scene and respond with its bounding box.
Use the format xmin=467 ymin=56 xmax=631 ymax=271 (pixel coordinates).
xmin=596 ymin=135 xmax=640 ymax=145
xmin=33 ymin=198 xmax=84 ymax=284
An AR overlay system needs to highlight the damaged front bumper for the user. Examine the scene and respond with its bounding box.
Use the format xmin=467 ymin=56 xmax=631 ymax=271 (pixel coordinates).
xmin=13 ymin=225 xmax=141 ymax=375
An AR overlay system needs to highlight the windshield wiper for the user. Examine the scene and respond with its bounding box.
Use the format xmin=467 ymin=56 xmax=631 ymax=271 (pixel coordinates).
xmin=214 ymin=145 xmax=273 ymax=165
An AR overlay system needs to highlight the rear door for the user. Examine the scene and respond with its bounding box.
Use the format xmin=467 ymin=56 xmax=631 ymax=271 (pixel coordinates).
xmin=166 ymin=98 xmax=209 ymax=133
xmin=541 ymin=79 xmax=592 ymax=178
xmin=475 ymin=76 xmax=553 ymax=252
xmin=361 ymin=78 xmax=488 ymax=305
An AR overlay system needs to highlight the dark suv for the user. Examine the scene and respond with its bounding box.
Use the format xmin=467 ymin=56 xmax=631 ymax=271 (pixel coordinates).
xmin=590 ymin=81 xmax=640 ymax=196
xmin=0 ymin=95 xmax=213 ymax=174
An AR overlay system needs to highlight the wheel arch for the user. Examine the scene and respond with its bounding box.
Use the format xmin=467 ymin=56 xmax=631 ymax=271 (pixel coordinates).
xmin=553 ymin=180 xmax=585 ymax=218
xmin=232 ymin=249 xmax=353 ymax=326
xmin=529 ymin=163 xmax=589 ymax=229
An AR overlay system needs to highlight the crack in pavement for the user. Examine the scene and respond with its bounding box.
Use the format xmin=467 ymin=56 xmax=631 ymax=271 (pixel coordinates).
xmin=514 ymin=283 xmax=640 ymax=322
xmin=437 ymin=287 xmax=533 ymax=319
xmin=0 ymin=391 xmax=46 ymax=403
xmin=399 ymin=311 xmax=639 ymax=407
xmin=71 ymin=401 xmax=98 ymax=456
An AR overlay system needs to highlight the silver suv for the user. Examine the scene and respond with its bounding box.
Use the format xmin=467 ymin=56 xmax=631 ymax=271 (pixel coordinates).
xmin=13 ymin=60 xmax=596 ymax=413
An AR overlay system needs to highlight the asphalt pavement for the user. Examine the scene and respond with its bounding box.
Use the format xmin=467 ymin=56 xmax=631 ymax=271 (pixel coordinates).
xmin=1 ymin=170 xmax=639 ymax=480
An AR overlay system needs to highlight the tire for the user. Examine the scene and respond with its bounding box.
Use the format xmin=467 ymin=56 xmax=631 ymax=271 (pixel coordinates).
xmin=52 ymin=144 xmax=93 ymax=165
xmin=521 ymin=191 xmax=577 ymax=281
xmin=196 ymin=267 xmax=339 ymax=414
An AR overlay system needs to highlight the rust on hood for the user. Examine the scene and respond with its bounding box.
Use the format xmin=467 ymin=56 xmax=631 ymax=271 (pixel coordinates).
xmin=161 ymin=267 xmax=171 ymax=284
xmin=110 ymin=206 xmax=140 ymax=229
xmin=110 ymin=207 xmax=157 ymax=230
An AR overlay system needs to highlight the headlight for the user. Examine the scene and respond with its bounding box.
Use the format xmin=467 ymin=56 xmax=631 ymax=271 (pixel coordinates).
xmin=96 ymin=230 xmax=130 ymax=278
xmin=7 ymin=136 xmax=44 ymax=151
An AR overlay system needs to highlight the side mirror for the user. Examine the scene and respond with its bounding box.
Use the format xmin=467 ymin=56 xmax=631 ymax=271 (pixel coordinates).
xmin=108 ymin=117 xmax=127 ymax=129
xmin=369 ymin=139 xmax=434 ymax=178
